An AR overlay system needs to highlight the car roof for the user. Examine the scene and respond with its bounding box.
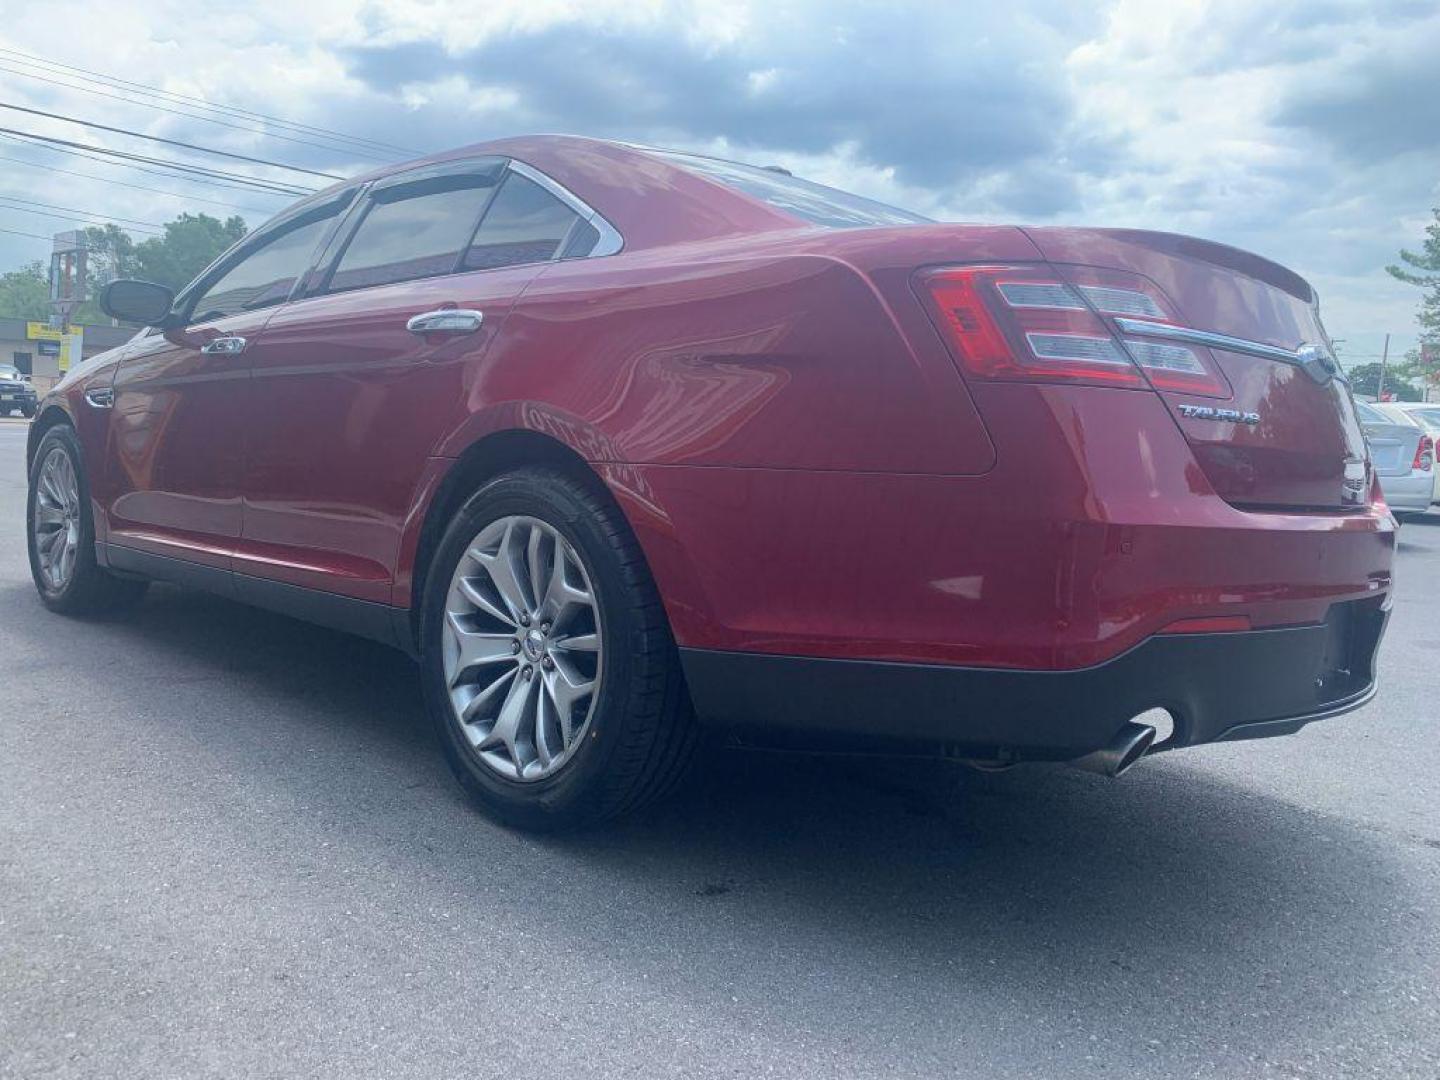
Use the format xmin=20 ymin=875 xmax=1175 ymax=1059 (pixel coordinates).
xmin=328 ymin=135 xmax=808 ymax=252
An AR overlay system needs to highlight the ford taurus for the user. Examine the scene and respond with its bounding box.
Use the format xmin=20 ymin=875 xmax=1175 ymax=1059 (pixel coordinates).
xmin=26 ymin=136 xmax=1393 ymax=829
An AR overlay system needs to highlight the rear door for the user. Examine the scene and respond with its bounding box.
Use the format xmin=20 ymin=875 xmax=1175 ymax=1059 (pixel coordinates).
xmin=237 ymin=159 xmax=600 ymax=603
xmin=105 ymin=197 xmax=351 ymax=570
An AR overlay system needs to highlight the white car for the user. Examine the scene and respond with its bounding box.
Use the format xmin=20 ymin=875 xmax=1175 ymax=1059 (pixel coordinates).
xmin=1357 ymin=401 xmax=1434 ymax=518
xmin=1378 ymin=402 xmax=1440 ymax=503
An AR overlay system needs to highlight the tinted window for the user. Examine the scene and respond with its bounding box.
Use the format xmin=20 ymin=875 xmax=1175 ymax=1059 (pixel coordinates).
xmin=463 ymin=173 xmax=579 ymax=271
xmin=189 ymin=210 xmax=338 ymax=322
xmin=561 ymin=218 xmax=601 ymax=259
xmin=651 ymin=149 xmax=931 ymax=229
xmin=330 ymin=183 xmax=495 ymax=292
xmin=1355 ymin=402 xmax=1387 ymax=424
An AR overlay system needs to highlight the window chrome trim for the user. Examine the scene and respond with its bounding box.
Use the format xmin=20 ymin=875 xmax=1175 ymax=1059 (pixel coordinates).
xmin=1113 ymin=318 xmax=1345 ymax=385
xmin=506 ymin=160 xmax=624 ymax=257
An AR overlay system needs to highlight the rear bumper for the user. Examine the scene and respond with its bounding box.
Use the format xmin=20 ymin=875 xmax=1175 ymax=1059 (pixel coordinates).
xmin=1381 ymin=471 xmax=1434 ymax=513
xmin=680 ymin=596 xmax=1388 ymax=760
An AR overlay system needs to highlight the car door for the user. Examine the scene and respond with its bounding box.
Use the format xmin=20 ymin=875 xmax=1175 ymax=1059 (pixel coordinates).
xmin=105 ymin=196 xmax=352 ymax=573
xmin=237 ymin=159 xmax=603 ymax=604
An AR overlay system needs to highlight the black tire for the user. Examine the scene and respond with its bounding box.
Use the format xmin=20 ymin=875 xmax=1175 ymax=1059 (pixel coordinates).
xmin=420 ymin=466 xmax=697 ymax=830
xmin=26 ymin=423 xmax=148 ymax=615
xmin=21 ymin=403 xmax=36 ymax=419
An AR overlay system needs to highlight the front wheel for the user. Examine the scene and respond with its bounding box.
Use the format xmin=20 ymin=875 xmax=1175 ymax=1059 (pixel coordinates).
xmin=27 ymin=424 xmax=148 ymax=614
xmin=420 ymin=467 xmax=696 ymax=830
xmin=20 ymin=403 xmax=36 ymax=419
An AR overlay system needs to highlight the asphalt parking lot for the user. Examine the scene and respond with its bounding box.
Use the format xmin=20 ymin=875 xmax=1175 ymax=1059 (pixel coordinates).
xmin=1 ymin=414 xmax=1438 ymax=1080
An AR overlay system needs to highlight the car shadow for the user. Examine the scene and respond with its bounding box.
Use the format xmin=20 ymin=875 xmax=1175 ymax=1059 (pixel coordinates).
xmin=1 ymin=579 xmax=1417 ymax=1067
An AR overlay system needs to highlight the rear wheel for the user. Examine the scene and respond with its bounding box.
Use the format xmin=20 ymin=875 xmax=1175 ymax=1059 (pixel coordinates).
xmin=27 ymin=424 xmax=148 ymax=614
xmin=420 ymin=467 xmax=696 ymax=830
xmin=20 ymin=402 xmax=36 ymax=419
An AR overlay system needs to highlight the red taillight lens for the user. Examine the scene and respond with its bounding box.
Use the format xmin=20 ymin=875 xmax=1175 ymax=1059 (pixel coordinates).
xmin=919 ymin=266 xmax=1145 ymax=388
xmin=917 ymin=264 xmax=1231 ymax=397
xmin=1414 ymin=434 xmax=1434 ymax=472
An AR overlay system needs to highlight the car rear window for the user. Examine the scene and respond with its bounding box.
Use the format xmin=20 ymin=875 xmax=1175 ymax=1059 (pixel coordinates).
xmin=1355 ymin=402 xmax=1389 ymax=424
xmin=647 ymin=149 xmax=931 ymax=230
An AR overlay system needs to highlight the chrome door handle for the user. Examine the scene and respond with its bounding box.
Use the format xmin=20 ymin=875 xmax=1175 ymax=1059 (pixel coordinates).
xmin=406 ymin=309 xmax=484 ymax=335
xmin=200 ymin=335 xmax=247 ymax=355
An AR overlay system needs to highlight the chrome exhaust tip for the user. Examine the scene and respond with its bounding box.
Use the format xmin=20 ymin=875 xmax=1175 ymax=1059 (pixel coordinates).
xmin=1069 ymin=721 xmax=1157 ymax=778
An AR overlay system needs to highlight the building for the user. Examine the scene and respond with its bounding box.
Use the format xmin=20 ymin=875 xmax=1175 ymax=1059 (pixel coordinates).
xmin=0 ymin=318 xmax=134 ymax=394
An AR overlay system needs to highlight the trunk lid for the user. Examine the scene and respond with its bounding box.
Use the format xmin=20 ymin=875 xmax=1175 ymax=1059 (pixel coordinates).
xmin=1025 ymin=227 xmax=1370 ymax=511
xmin=1354 ymin=404 xmax=1422 ymax=478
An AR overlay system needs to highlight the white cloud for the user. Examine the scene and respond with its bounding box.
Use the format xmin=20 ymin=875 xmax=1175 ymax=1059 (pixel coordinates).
xmin=0 ymin=0 xmax=1435 ymax=357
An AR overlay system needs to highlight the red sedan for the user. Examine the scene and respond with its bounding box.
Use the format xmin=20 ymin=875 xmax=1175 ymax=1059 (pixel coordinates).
xmin=26 ymin=136 xmax=1393 ymax=829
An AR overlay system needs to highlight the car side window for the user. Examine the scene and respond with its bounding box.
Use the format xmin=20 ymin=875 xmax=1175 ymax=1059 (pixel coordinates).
xmin=329 ymin=181 xmax=498 ymax=293
xmin=187 ymin=208 xmax=341 ymax=323
xmin=463 ymin=172 xmax=582 ymax=271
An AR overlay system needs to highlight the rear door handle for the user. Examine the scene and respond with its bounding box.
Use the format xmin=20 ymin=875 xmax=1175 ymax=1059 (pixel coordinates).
xmin=406 ymin=309 xmax=484 ymax=335
xmin=200 ymin=335 xmax=247 ymax=355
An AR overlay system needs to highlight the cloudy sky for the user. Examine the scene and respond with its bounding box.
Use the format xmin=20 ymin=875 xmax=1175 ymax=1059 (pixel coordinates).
xmin=1 ymin=0 xmax=1436 ymax=364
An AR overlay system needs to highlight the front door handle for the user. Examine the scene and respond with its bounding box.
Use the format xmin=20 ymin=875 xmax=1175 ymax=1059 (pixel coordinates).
xmin=406 ymin=309 xmax=484 ymax=335
xmin=200 ymin=335 xmax=247 ymax=355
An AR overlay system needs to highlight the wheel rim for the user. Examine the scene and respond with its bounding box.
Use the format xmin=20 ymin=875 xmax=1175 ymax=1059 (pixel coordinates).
xmin=442 ymin=515 xmax=603 ymax=782
xmin=33 ymin=447 xmax=81 ymax=592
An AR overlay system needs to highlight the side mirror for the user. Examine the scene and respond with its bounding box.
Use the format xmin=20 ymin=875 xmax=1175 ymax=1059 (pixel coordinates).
xmin=100 ymin=279 xmax=176 ymax=327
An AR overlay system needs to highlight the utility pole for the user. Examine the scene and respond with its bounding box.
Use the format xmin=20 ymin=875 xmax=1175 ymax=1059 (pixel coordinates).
xmin=1377 ymin=333 xmax=1390 ymax=401
xmin=48 ymin=230 xmax=87 ymax=331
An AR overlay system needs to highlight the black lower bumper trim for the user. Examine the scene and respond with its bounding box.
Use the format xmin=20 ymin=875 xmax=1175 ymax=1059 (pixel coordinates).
xmin=679 ymin=598 xmax=1387 ymax=760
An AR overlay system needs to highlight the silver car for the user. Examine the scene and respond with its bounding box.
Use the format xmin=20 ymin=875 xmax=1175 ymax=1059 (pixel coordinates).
xmin=1378 ymin=402 xmax=1440 ymax=503
xmin=1356 ymin=401 xmax=1433 ymax=518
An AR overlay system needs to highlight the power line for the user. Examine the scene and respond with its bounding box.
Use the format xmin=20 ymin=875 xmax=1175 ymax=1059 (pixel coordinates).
xmin=0 ymin=60 xmax=398 ymax=163
xmin=0 ymin=45 xmax=416 ymax=157
xmin=0 ymin=149 xmax=272 ymax=214
xmin=0 ymin=127 xmax=317 ymax=196
xmin=0 ymin=194 xmax=165 ymax=230
xmin=0 ymin=202 xmax=163 ymax=234
xmin=0 ymin=130 xmax=301 ymax=198
xmin=0 ymin=102 xmax=347 ymax=180
xmin=0 ymin=224 xmax=52 ymax=242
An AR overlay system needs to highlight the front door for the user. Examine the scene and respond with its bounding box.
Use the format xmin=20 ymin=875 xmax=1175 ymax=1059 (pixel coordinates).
xmin=105 ymin=313 xmax=270 ymax=570
xmin=103 ymin=196 xmax=353 ymax=572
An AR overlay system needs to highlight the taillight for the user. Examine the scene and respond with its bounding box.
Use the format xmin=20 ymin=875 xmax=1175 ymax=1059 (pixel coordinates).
xmin=1414 ymin=434 xmax=1434 ymax=472
xmin=917 ymin=264 xmax=1231 ymax=397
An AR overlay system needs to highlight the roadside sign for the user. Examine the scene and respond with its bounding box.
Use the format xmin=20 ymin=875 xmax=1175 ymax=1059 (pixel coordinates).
xmin=26 ymin=322 xmax=80 ymax=341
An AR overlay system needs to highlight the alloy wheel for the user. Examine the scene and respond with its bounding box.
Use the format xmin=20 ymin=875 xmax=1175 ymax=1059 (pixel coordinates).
xmin=33 ymin=447 xmax=80 ymax=592
xmin=442 ymin=515 xmax=603 ymax=781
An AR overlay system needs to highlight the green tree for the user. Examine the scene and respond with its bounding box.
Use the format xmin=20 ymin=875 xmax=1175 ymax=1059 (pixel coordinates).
xmin=82 ymin=224 xmax=138 ymax=287
xmin=1 ymin=212 xmax=248 ymax=324
xmin=1346 ymin=361 xmax=1424 ymax=401
xmin=132 ymin=213 xmax=247 ymax=292
xmin=0 ymin=260 xmax=50 ymax=321
xmin=1387 ymin=206 xmax=1440 ymax=348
